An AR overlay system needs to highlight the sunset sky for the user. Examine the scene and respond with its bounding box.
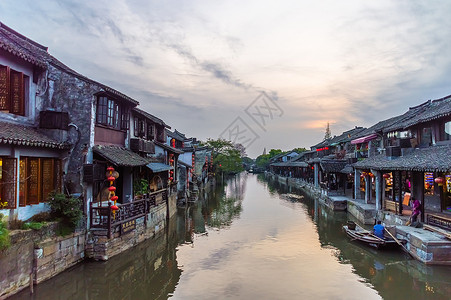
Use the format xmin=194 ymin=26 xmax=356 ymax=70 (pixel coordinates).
xmin=2 ymin=0 xmax=451 ymax=157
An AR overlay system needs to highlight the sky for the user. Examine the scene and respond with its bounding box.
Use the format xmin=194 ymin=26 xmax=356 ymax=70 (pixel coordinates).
xmin=2 ymin=0 xmax=451 ymax=158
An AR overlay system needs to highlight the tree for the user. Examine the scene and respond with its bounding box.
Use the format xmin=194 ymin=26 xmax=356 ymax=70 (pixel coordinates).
xmin=255 ymin=149 xmax=284 ymax=169
xmin=205 ymin=138 xmax=244 ymax=174
xmin=324 ymin=122 xmax=331 ymax=140
xmin=292 ymin=147 xmax=307 ymax=154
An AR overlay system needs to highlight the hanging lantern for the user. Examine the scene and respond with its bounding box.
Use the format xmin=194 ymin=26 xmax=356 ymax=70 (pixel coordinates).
xmin=108 ymin=186 xmax=116 ymax=192
xmin=435 ymin=177 xmax=445 ymax=185
xmin=111 ymin=205 xmax=119 ymax=211
xmin=107 ymin=166 xmax=115 ymax=172
xmin=111 ymin=195 xmax=118 ymax=202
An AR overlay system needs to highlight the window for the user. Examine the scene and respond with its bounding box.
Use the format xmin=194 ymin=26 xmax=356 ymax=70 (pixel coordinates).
xmin=19 ymin=157 xmax=61 ymax=206
xmin=0 ymin=65 xmax=27 ymax=116
xmin=0 ymin=157 xmax=17 ymax=209
xmin=421 ymin=127 xmax=432 ymax=146
xmin=96 ymin=96 xmax=129 ymax=130
xmin=147 ymin=123 xmax=155 ymax=140
xmin=441 ymin=120 xmax=451 ymax=141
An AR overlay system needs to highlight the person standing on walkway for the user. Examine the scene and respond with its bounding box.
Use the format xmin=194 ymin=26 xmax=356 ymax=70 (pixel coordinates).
xmin=410 ymin=198 xmax=421 ymax=226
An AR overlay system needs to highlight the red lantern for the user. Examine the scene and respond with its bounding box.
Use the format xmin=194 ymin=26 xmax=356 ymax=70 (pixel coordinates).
xmin=107 ymin=166 xmax=115 ymax=172
xmin=111 ymin=195 xmax=118 ymax=202
xmin=169 ymin=177 xmax=173 ymax=180
xmin=383 ymin=173 xmax=390 ymax=179
xmin=108 ymin=186 xmax=116 ymax=192
xmin=111 ymin=205 xmax=119 ymax=211
xmin=434 ymin=177 xmax=444 ymax=185
xmin=107 ymin=176 xmax=116 ymax=182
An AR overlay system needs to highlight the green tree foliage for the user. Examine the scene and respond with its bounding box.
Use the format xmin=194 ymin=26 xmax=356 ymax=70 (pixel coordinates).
xmin=48 ymin=193 xmax=83 ymax=232
xmin=205 ymin=138 xmax=244 ymax=174
xmin=0 ymin=213 xmax=10 ymax=250
xmin=292 ymin=147 xmax=307 ymax=153
xmin=255 ymin=149 xmax=284 ymax=168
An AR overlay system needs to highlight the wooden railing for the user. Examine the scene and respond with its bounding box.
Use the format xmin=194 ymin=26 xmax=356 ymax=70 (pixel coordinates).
xmin=90 ymin=189 xmax=167 ymax=237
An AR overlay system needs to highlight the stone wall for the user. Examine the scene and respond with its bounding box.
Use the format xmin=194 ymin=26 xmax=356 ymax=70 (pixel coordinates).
xmin=35 ymin=231 xmax=85 ymax=284
xmin=86 ymin=203 xmax=167 ymax=261
xmin=37 ymin=65 xmax=101 ymax=195
xmin=0 ymin=223 xmax=86 ymax=299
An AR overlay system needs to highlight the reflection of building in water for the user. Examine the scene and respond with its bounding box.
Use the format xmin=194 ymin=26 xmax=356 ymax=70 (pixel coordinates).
xmin=263 ymin=176 xmax=451 ymax=300
xmin=11 ymin=217 xmax=182 ymax=300
xmin=224 ymin=172 xmax=248 ymax=200
xmin=312 ymin=198 xmax=451 ymax=299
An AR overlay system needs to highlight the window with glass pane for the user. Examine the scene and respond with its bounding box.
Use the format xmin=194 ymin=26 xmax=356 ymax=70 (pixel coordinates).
xmin=443 ymin=121 xmax=451 ymax=141
xmin=96 ymin=97 xmax=108 ymax=124
xmin=18 ymin=158 xmax=61 ymax=206
xmin=421 ymin=127 xmax=432 ymax=146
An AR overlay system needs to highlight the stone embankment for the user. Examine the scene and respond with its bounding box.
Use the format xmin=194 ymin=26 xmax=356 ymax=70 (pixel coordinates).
xmin=0 ymin=223 xmax=85 ymax=299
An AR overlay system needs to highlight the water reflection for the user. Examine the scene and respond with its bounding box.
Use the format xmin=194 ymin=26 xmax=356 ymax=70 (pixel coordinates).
xmin=264 ymin=174 xmax=451 ymax=300
xmin=11 ymin=217 xmax=182 ymax=300
xmin=10 ymin=173 xmax=451 ymax=300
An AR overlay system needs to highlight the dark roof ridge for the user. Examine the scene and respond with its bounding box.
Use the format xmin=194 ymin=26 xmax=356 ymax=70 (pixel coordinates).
xmin=409 ymin=100 xmax=431 ymax=110
xmin=0 ymin=22 xmax=48 ymax=51
xmin=431 ymin=94 xmax=451 ymax=104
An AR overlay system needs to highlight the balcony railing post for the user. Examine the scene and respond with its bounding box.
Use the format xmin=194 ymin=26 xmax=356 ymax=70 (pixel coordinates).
xmin=107 ymin=202 xmax=112 ymax=239
xmin=89 ymin=201 xmax=93 ymax=228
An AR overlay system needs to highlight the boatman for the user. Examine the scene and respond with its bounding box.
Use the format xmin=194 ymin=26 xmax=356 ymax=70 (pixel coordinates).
xmin=373 ymin=220 xmax=385 ymax=239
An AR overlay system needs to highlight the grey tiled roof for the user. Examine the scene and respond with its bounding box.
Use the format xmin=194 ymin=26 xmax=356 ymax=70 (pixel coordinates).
xmin=0 ymin=22 xmax=48 ymax=68
xmin=271 ymin=161 xmax=309 ymax=168
xmin=166 ymin=129 xmax=189 ymax=141
xmin=93 ymin=145 xmax=150 ymax=167
xmin=353 ymin=145 xmax=451 ymax=172
xmin=329 ymin=127 xmax=366 ymax=144
xmin=320 ymin=159 xmax=348 ymax=173
xmin=133 ymin=108 xmax=168 ymax=127
xmin=384 ymin=95 xmax=451 ymax=132
xmin=154 ymin=141 xmax=183 ymax=154
xmin=0 ymin=121 xmax=67 ymax=149
xmin=0 ymin=22 xmax=139 ymax=106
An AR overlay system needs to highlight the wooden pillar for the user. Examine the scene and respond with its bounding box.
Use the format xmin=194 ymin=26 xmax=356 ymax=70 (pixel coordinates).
xmin=365 ymin=175 xmax=371 ymax=204
xmin=373 ymin=170 xmax=382 ymax=211
xmin=314 ymin=163 xmax=319 ymax=188
xmin=397 ymin=171 xmax=403 ymax=215
xmin=354 ymin=169 xmax=361 ymax=199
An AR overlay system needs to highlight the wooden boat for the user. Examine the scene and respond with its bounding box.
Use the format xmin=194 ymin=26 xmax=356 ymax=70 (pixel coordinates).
xmin=343 ymin=222 xmax=400 ymax=250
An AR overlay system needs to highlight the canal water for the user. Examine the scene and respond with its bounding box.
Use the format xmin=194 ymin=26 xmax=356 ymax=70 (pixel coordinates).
xmin=11 ymin=173 xmax=451 ymax=299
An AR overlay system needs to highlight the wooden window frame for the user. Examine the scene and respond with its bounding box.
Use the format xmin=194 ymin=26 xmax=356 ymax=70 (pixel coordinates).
xmin=147 ymin=123 xmax=155 ymax=140
xmin=18 ymin=157 xmax=61 ymax=206
xmin=96 ymin=96 xmax=108 ymax=125
xmin=97 ymin=95 xmax=128 ymax=130
xmin=0 ymin=157 xmax=17 ymax=209
xmin=0 ymin=64 xmax=26 ymax=116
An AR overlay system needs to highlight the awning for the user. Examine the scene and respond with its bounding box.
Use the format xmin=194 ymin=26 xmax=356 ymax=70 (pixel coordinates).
xmin=146 ymin=162 xmax=173 ymax=173
xmin=93 ymin=145 xmax=150 ymax=167
xmin=351 ymin=133 xmax=378 ymax=144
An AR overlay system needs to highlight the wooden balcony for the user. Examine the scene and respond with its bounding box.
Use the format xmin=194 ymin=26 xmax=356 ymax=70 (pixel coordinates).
xmin=90 ymin=189 xmax=168 ymax=237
